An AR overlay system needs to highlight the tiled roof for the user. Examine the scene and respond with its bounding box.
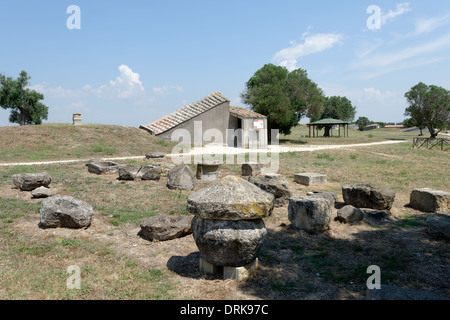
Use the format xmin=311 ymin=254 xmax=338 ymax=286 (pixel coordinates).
xmin=230 ymin=106 xmax=267 ymax=119
xmin=141 ymin=92 xmax=229 ymax=135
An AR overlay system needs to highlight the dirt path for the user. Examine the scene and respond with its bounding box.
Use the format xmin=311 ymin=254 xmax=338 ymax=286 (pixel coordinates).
xmin=0 ymin=140 xmax=408 ymax=167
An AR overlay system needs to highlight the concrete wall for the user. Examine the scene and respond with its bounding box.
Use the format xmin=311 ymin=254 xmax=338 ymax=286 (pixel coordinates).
xmin=157 ymin=101 xmax=231 ymax=145
xmin=226 ymin=116 xmax=268 ymax=149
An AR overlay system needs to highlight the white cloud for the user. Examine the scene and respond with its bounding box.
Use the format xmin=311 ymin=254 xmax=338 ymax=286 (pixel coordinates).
xmin=381 ymin=2 xmax=412 ymax=25
xmin=108 ymin=64 xmax=144 ymax=99
xmin=273 ymin=30 xmax=343 ymax=71
xmin=152 ymin=85 xmax=183 ymax=95
xmin=415 ymin=13 xmax=450 ymax=35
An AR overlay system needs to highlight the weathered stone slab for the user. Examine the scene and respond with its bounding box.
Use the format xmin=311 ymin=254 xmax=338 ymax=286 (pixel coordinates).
xmin=187 ymin=175 xmax=274 ymax=220
xmin=426 ymin=213 xmax=450 ymax=239
xmin=40 ymin=195 xmax=93 ymax=229
xmin=336 ymin=205 xmax=365 ymax=224
xmin=12 ymin=172 xmax=51 ymax=191
xmin=167 ymin=165 xmax=196 ymax=190
xmin=145 ymin=152 xmax=166 ymax=159
xmin=247 ymin=174 xmax=291 ymax=207
xmin=118 ymin=165 xmax=161 ymax=181
xmin=294 ymin=173 xmax=327 ymax=186
xmin=140 ymin=215 xmax=192 ymax=241
xmin=342 ymin=184 xmax=395 ymax=210
xmin=192 ymin=217 xmax=266 ymax=267
xmin=31 ymin=186 xmax=52 ymax=199
xmin=410 ymin=188 xmax=450 ymax=213
xmin=288 ymin=196 xmax=333 ymax=233
xmin=86 ymin=161 xmax=121 ymax=175
xmin=306 ymin=191 xmax=338 ymax=206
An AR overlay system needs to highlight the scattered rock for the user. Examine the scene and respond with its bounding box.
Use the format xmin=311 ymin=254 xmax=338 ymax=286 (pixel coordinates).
xmin=187 ymin=175 xmax=274 ymax=220
xmin=306 ymin=191 xmax=338 ymax=206
xmin=167 ymin=165 xmax=196 ymax=190
xmin=191 ymin=216 xmax=267 ymax=267
xmin=426 ymin=213 xmax=450 ymax=240
xmin=288 ymin=196 xmax=333 ymax=234
xmin=118 ymin=165 xmax=142 ymax=180
xmin=140 ymin=215 xmax=192 ymax=241
xmin=31 ymin=186 xmax=52 ymax=199
xmin=336 ymin=205 xmax=365 ymax=224
xmin=294 ymin=173 xmax=327 ymax=186
xmin=86 ymin=161 xmax=122 ymax=175
xmin=118 ymin=165 xmax=161 ymax=181
xmin=247 ymin=174 xmax=291 ymax=207
xmin=139 ymin=165 xmax=161 ymax=181
xmin=361 ymin=209 xmax=393 ymax=222
xmin=342 ymin=184 xmax=395 ymax=210
xmin=39 ymin=195 xmax=94 ymax=229
xmin=367 ymin=285 xmax=449 ymax=300
xmin=145 ymin=152 xmax=166 ymax=159
xmin=12 ymin=172 xmax=51 ymax=191
xmin=410 ymin=188 xmax=450 ymax=213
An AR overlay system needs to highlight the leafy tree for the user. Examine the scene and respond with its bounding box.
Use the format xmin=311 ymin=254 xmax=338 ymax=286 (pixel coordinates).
xmin=321 ymin=96 xmax=356 ymax=122
xmin=404 ymin=82 xmax=450 ymax=138
xmin=320 ymin=96 xmax=356 ymax=136
xmin=241 ymin=63 xmax=325 ymax=139
xmin=355 ymin=116 xmax=370 ymax=131
xmin=0 ymin=71 xmax=48 ymax=125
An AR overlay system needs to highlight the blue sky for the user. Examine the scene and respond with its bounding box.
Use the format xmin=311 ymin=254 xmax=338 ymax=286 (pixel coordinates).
xmin=1 ymin=0 xmax=449 ymax=127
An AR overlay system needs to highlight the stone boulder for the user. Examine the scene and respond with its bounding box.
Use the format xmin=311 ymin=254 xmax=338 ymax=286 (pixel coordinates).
xmin=306 ymin=191 xmax=338 ymax=206
xmin=145 ymin=152 xmax=166 ymax=159
xmin=187 ymin=175 xmax=274 ymax=221
xmin=139 ymin=165 xmax=161 ymax=181
xmin=86 ymin=161 xmax=121 ymax=175
xmin=140 ymin=215 xmax=192 ymax=241
xmin=167 ymin=165 xmax=196 ymax=190
xmin=191 ymin=216 xmax=267 ymax=267
xmin=151 ymin=161 xmax=176 ymax=174
xmin=118 ymin=165 xmax=142 ymax=180
xmin=361 ymin=209 xmax=393 ymax=222
xmin=288 ymin=196 xmax=333 ymax=233
xmin=118 ymin=165 xmax=161 ymax=181
xmin=342 ymin=184 xmax=395 ymax=210
xmin=31 ymin=186 xmax=52 ymax=199
xmin=410 ymin=188 xmax=450 ymax=213
xmin=336 ymin=205 xmax=365 ymax=224
xmin=426 ymin=213 xmax=450 ymax=240
xmin=40 ymin=195 xmax=94 ymax=229
xmin=247 ymin=174 xmax=291 ymax=207
xmin=12 ymin=172 xmax=51 ymax=191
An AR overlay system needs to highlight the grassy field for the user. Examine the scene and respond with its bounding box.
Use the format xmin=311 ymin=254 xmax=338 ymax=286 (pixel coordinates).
xmin=0 ymin=123 xmax=449 ymax=300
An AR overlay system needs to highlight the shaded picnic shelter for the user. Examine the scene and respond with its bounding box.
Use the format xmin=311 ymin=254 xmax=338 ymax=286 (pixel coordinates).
xmin=307 ymin=118 xmax=350 ymax=138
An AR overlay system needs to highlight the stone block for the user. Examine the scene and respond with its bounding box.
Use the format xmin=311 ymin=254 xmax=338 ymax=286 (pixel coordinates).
xmin=294 ymin=173 xmax=327 ymax=186
xmin=410 ymin=188 xmax=450 ymax=213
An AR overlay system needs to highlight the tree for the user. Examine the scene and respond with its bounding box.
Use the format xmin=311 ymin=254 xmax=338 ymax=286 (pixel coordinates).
xmin=320 ymin=96 xmax=356 ymax=137
xmin=0 ymin=71 xmax=48 ymax=125
xmin=404 ymin=82 xmax=450 ymax=138
xmin=402 ymin=117 xmax=425 ymax=136
xmin=241 ymin=64 xmax=325 ymax=139
xmin=355 ymin=116 xmax=370 ymax=131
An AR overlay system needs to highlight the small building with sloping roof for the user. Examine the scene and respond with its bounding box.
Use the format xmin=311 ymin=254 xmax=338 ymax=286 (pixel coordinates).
xmin=140 ymin=92 xmax=268 ymax=149
xmin=307 ymin=118 xmax=349 ymax=137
